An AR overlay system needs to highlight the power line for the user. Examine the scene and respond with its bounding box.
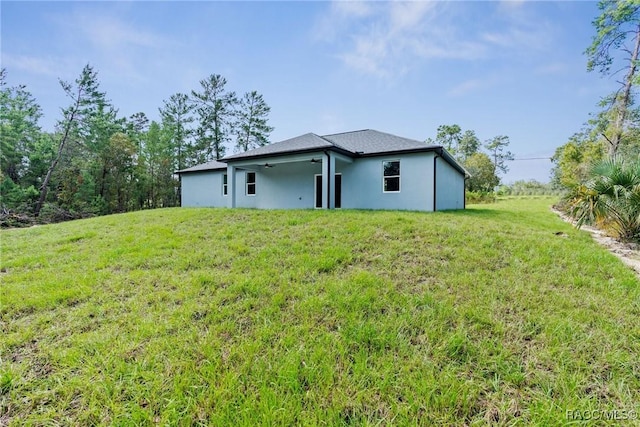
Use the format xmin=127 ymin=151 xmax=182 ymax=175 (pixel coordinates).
xmin=510 ymin=157 xmax=552 ymax=161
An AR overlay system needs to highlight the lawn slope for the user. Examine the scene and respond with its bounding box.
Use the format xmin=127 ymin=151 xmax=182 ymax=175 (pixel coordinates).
xmin=1 ymin=199 xmax=639 ymax=425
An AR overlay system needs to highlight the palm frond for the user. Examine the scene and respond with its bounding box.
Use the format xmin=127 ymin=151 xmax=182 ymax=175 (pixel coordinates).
xmin=564 ymin=156 xmax=640 ymax=241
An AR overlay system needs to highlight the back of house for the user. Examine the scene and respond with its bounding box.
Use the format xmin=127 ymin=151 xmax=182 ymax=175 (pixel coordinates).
xmin=176 ymin=129 xmax=468 ymax=211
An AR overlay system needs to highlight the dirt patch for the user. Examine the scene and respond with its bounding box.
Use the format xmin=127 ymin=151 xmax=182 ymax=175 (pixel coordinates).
xmin=552 ymin=207 xmax=640 ymax=276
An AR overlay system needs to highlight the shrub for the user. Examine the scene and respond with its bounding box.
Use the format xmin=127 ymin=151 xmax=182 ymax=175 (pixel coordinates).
xmin=565 ymin=157 xmax=640 ymax=241
xmin=466 ymin=191 xmax=496 ymax=204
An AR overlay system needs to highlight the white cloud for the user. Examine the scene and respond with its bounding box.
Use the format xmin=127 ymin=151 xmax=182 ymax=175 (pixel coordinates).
xmin=2 ymin=54 xmax=61 ymax=77
xmin=312 ymin=0 xmax=375 ymax=42
xmin=388 ymin=1 xmax=435 ymax=34
xmin=334 ymin=0 xmax=372 ymax=18
xmin=482 ymin=25 xmax=552 ymax=52
xmin=484 ymin=0 xmax=554 ymax=52
xmin=315 ymin=0 xmax=557 ymax=79
xmin=74 ymin=13 xmax=167 ymax=51
xmin=41 ymin=7 xmax=177 ymax=83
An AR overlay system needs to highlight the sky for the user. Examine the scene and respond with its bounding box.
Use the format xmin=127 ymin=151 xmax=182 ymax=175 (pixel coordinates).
xmin=1 ymin=1 xmax=619 ymax=183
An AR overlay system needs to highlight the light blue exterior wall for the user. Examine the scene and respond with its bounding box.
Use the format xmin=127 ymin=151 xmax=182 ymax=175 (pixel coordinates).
xmin=435 ymin=157 xmax=465 ymax=210
xmin=180 ymin=151 xmax=465 ymax=211
xmin=254 ymin=162 xmax=321 ymax=209
xmin=235 ymin=171 xmax=257 ymax=208
xmin=180 ymin=171 xmax=226 ymax=207
xmin=340 ymin=152 xmax=435 ymax=211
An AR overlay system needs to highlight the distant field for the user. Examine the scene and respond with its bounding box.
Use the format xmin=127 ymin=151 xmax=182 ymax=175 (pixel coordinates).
xmin=2 ymin=198 xmax=639 ymax=425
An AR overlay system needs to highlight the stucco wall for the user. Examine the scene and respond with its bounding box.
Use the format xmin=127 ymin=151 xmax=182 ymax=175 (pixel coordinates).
xmin=180 ymin=151 xmax=465 ymax=211
xmin=340 ymin=152 xmax=435 ymax=211
xmin=234 ymin=170 xmax=256 ymax=209
xmin=180 ymin=171 xmax=226 ymax=207
xmin=435 ymin=157 xmax=465 ymax=210
xmin=253 ymin=162 xmax=322 ymax=209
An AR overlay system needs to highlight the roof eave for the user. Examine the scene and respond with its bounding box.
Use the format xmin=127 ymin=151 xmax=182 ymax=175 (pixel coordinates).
xmin=221 ymin=146 xmax=355 ymax=163
xmin=175 ymin=166 xmax=227 ymax=174
xmin=359 ymin=146 xmax=469 ymax=177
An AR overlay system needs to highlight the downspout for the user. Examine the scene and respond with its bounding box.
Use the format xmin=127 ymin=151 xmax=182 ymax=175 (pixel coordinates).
xmin=433 ymin=150 xmax=440 ymax=212
xmin=324 ymin=150 xmax=331 ymax=210
xmin=464 ymin=176 xmax=469 ymax=209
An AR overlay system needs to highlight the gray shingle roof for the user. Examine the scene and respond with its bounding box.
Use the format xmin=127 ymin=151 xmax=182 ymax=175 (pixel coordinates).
xmin=322 ymin=129 xmax=437 ymax=155
xmin=177 ymin=129 xmax=467 ymax=176
xmin=219 ymin=129 xmax=436 ymax=163
xmin=175 ymin=160 xmax=227 ymax=174
xmin=222 ymin=133 xmax=334 ymax=161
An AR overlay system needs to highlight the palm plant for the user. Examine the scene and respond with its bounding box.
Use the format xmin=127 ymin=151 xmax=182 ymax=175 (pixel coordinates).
xmin=566 ymin=157 xmax=640 ymax=241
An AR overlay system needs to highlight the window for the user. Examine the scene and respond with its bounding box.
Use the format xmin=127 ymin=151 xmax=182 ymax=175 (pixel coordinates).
xmin=383 ymin=160 xmax=400 ymax=192
xmin=246 ymin=172 xmax=256 ymax=195
xmin=222 ymin=174 xmax=228 ymax=196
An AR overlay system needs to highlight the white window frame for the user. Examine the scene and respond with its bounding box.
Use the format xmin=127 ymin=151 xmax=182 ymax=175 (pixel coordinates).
xmin=382 ymin=160 xmax=400 ymax=193
xmin=222 ymin=173 xmax=228 ymax=196
xmin=246 ymin=171 xmax=256 ymax=196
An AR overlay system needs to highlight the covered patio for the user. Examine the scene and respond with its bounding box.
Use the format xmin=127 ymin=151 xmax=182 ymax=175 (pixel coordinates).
xmin=224 ymin=150 xmax=353 ymax=209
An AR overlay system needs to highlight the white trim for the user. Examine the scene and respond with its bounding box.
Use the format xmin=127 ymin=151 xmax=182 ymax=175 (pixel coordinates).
xmin=246 ymin=171 xmax=256 ymax=196
xmin=382 ymin=160 xmax=401 ymax=193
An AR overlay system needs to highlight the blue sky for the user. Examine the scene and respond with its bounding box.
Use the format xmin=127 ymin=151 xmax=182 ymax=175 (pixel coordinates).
xmin=2 ymin=1 xmax=617 ymax=183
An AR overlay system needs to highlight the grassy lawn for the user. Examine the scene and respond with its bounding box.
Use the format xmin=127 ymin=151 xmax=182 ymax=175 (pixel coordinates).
xmin=1 ymin=198 xmax=639 ymax=425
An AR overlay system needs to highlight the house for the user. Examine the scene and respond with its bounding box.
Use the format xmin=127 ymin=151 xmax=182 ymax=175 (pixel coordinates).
xmin=176 ymin=129 xmax=468 ymax=211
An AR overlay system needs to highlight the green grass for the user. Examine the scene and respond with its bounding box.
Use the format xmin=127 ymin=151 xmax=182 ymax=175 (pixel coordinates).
xmin=1 ymin=198 xmax=639 ymax=426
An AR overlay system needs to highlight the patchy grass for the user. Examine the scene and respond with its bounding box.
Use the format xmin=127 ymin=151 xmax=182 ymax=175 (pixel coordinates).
xmin=1 ymin=199 xmax=639 ymax=425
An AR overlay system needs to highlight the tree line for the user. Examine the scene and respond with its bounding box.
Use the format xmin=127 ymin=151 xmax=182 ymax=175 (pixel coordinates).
xmin=426 ymin=124 xmax=513 ymax=194
xmin=552 ymin=0 xmax=640 ymax=190
xmin=0 ymin=65 xmax=273 ymax=225
xmin=552 ymin=0 xmax=640 ymax=241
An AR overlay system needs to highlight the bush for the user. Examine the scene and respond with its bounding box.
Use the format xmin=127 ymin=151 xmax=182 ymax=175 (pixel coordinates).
xmin=565 ymin=157 xmax=640 ymax=241
xmin=0 ymin=177 xmax=39 ymax=212
xmin=466 ymin=191 xmax=496 ymax=204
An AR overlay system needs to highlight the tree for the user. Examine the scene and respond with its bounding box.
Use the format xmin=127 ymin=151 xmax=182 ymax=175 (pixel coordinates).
xmin=141 ymin=121 xmax=177 ymax=208
xmin=432 ymin=124 xmax=462 ymax=156
xmin=498 ymin=180 xmax=558 ymax=196
xmin=23 ymin=132 xmax=56 ymax=191
xmin=0 ymin=69 xmax=43 ymax=186
xmin=35 ymin=64 xmax=107 ymax=217
xmin=485 ymin=135 xmax=514 ymax=176
xmin=586 ymin=0 xmax=640 ymax=155
xmin=464 ymin=152 xmax=499 ymax=192
xmin=101 ymin=132 xmax=137 ymax=212
xmin=126 ymin=112 xmax=149 ymax=137
xmin=457 ymin=130 xmax=481 ymax=162
xmin=566 ymin=157 xmax=640 ymax=240
xmin=235 ymin=90 xmax=273 ymax=152
xmin=160 ymin=93 xmax=194 ymax=171
xmin=551 ymin=131 xmax=606 ymax=189
xmin=124 ymin=112 xmax=151 ymax=211
xmin=84 ymin=102 xmax=124 ymax=203
xmin=191 ymin=74 xmax=237 ymax=161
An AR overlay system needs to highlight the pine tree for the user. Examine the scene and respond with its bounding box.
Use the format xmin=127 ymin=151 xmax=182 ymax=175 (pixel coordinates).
xmin=191 ymin=74 xmax=237 ymax=161
xmin=235 ymin=90 xmax=274 ymax=152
